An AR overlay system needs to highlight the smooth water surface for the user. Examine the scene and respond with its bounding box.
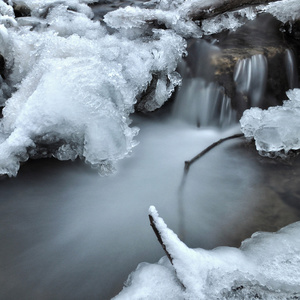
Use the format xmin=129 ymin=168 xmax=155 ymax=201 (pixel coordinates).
xmin=0 ymin=114 xmax=299 ymax=299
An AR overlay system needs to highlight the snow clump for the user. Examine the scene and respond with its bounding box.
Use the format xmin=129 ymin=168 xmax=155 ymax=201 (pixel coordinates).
xmin=114 ymin=206 xmax=300 ymax=300
xmin=0 ymin=0 xmax=188 ymax=176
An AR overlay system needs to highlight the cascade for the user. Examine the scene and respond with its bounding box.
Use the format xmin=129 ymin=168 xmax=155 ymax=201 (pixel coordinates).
xmin=172 ymin=13 xmax=300 ymax=131
xmin=172 ymin=39 xmax=236 ymax=127
xmin=285 ymin=48 xmax=299 ymax=89
xmin=233 ymin=54 xmax=268 ymax=107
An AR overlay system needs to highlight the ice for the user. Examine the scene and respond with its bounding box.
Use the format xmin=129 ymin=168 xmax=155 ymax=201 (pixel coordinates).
xmin=240 ymin=89 xmax=300 ymax=156
xmin=104 ymin=6 xmax=201 ymax=38
xmin=263 ymin=0 xmax=300 ymax=23
xmin=0 ymin=1 xmax=14 ymax=17
xmin=13 ymin=0 xmax=95 ymax=19
xmin=114 ymin=206 xmax=300 ymax=300
xmin=0 ymin=0 xmax=187 ymax=176
xmin=165 ymin=0 xmax=300 ymax=29
xmin=103 ymin=0 xmax=259 ymax=38
xmin=201 ymin=7 xmax=257 ymax=35
xmin=160 ymin=0 xmax=299 ymax=36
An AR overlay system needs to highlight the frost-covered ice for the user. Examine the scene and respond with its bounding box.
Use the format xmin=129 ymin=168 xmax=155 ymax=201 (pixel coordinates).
xmin=201 ymin=7 xmax=257 ymax=35
xmin=240 ymin=89 xmax=300 ymax=156
xmin=114 ymin=206 xmax=300 ymax=300
xmin=158 ymin=0 xmax=300 ymax=35
xmin=263 ymin=0 xmax=300 ymax=23
xmin=0 ymin=0 xmax=188 ymax=176
xmin=104 ymin=6 xmax=201 ymax=38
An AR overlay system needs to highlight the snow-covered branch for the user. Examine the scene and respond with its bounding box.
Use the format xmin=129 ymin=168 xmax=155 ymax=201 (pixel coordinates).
xmin=184 ymin=0 xmax=280 ymax=20
xmin=115 ymin=207 xmax=300 ymax=299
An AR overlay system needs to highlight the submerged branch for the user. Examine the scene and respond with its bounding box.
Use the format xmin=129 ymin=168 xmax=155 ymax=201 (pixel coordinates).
xmin=184 ymin=133 xmax=244 ymax=174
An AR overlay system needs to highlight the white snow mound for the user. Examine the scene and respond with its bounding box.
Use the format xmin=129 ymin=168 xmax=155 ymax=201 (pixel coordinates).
xmin=114 ymin=206 xmax=300 ymax=300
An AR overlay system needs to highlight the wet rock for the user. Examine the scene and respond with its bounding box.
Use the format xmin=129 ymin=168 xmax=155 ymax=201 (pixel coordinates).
xmin=211 ymin=45 xmax=290 ymax=116
xmin=135 ymin=74 xmax=159 ymax=113
xmin=13 ymin=2 xmax=31 ymax=18
xmin=208 ymin=14 xmax=294 ymax=118
xmin=0 ymin=54 xmax=5 ymax=77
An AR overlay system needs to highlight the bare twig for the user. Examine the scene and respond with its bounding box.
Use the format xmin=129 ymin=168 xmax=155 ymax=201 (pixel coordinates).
xmin=149 ymin=214 xmax=173 ymax=264
xmin=148 ymin=209 xmax=186 ymax=290
xmin=184 ymin=133 xmax=244 ymax=174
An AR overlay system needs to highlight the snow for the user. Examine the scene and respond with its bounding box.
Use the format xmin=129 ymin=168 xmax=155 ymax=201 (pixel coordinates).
xmin=13 ymin=0 xmax=95 ymax=19
xmin=240 ymin=89 xmax=300 ymax=156
xmin=201 ymin=7 xmax=257 ymax=35
xmin=0 ymin=1 xmax=14 ymax=17
xmin=0 ymin=0 xmax=188 ymax=176
xmin=104 ymin=6 xmax=201 ymax=38
xmin=158 ymin=0 xmax=300 ymax=36
xmin=114 ymin=206 xmax=300 ymax=300
xmin=263 ymin=0 xmax=300 ymax=23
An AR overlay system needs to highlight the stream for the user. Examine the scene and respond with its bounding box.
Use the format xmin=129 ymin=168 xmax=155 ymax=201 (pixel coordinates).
xmin=0 ymin=0 xmax=300 ymax=299
xmin=1 ymin=111 xmax=299 ymax=299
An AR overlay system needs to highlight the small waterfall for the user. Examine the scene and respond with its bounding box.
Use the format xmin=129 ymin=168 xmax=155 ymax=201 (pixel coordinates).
xmin=233 ymin=54 xmax=268 ymax=107
xmin=173 ymin=78 xmax=235 ymax=127
xmin=173 ymin=40 xmax=236 ymax=128
xmin=285 ymin=49 xmax=299 ymax=89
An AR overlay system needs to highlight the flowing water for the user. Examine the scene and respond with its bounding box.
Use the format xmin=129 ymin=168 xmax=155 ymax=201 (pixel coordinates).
xmin=0 ymin=1 xmax=300 ymax=300
xmin=1 ymin=112 xmax=299 ymax=299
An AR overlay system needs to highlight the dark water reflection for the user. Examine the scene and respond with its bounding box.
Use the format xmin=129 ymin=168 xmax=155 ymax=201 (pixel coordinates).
xmin=0 ymin=118 xmax=299 ymax=299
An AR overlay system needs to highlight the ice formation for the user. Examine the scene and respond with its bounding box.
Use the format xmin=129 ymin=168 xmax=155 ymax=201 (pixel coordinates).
xmin=114 ymin=206 xmax=300 ymax=300
xmin=155 ymin=0 xmax=300 ymax=35
xmin=263 ymin=0 xmax=300 ymax=23
xmin=0 ymin=0 xmax=189 ymax=176
xmin=240 ymin=89 xmax=300 ymax=156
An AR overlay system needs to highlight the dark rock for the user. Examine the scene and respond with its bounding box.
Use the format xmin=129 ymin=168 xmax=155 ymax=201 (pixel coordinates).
xmin=13 ymin=2 xmax=31 ymax=18
xmin=135 ymin=74 xmax=159 ymax=113
xmin=211 ymin=45 xmax=290 ymax=115
xmin=0 ymin=54 xmax=5 ymax=77
xmin=207 ymin=14 xmax=295 ymax=118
